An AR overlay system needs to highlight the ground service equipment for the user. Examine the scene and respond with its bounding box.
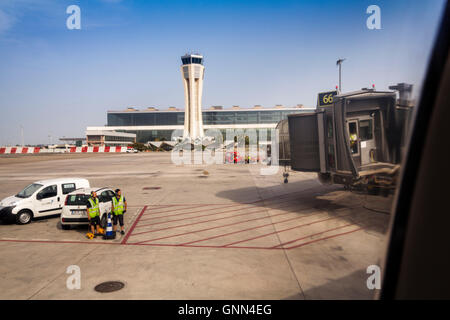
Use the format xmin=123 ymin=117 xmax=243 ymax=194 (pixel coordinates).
xmin=281 ymin=86 xmax=413 ymax=194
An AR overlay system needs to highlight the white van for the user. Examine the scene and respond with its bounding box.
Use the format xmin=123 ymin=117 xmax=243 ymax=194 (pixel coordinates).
xmin=60 ymin=187 xmax=116 ymax=230
xmin=0 ymin=178 xmax=90 ymax=224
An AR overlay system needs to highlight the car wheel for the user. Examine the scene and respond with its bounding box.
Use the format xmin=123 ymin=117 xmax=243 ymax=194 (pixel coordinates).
xmin=61 ymin=224 xmax=71 ymax=230
xmin=16 ymin=210 xmax=32 ymax=225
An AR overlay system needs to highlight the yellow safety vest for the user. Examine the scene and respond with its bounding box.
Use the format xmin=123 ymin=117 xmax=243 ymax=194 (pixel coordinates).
xmin=112 ymin=196 xmax=124 ymax=215
xmin=87 ymin=197 xmax=100 ymax=218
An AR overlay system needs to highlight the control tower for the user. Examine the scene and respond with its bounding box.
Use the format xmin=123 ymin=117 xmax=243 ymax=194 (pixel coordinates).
xmin=181 ymin=54 xmax=205 ymax=140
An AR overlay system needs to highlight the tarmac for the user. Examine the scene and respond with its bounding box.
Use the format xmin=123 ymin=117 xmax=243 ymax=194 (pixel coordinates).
xmin=0 ymin=153 xmax=392 ymax=299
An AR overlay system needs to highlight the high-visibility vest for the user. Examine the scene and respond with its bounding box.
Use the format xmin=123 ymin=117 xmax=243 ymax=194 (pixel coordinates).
xmin=112 ymin=196 xmax=125 ymax=215
xmin=87 ymin=197 xmax=100 ymax=218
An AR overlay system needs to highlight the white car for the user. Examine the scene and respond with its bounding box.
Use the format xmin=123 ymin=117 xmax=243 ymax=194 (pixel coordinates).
xmin=0 ymin=178 xmax=90 ymax=224
xmin=60 ymin=187 xmax=116 ymax=230
xmin=126 ymin=148 xmax=138 ymax=153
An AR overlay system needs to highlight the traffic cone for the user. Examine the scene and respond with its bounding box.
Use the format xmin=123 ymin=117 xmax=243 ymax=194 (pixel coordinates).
xmin=103 ymin=212 xmax=116 ymax=240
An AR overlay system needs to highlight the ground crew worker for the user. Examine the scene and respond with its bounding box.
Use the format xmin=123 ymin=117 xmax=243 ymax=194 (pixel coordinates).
xmin=87 ymin=191 xmax=101 ymax=237
xmin=112 ymin=188 xmax=127 ymax=235
xmin=349 ymin=132 xmax=358 ymax=154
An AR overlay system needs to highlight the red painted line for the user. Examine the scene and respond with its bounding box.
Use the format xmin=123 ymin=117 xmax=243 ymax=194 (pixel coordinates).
xmin=121 ymin=206 xmax=147 ymax=244
xmin=0 ymin=237 xmax=276 ymax=250
xmin=179 ymin=210 xmax=328 ymax=245
xmin=145 ymin=204 xmax=233 ymax=207
xmin=10 ymin=147 xmax=17 ymax=154
xmin=139 ymin=203 xmax=248 ymax=208
xmin=132 ymin=207 xmax=265 ymax=237
xmin=139 ymin=204 xmax=230 ymax=219
xmin=129 ymin=203 xmax=267 ymax=208
xmin=271 ymin=223 xmax=356 ymax=248
xmin=139 ymin=195 xmax=302 ymax=222
xmin=131 ymin=201 xmax=298 ymax=237
xmin=21 ymin=147 xmax=28 ymax=154
xmin=125 ymin=205 xmax=168 ymax=209
xmin=284 ymin=227 xmax=364 ymax=250
xmin=176 ymin=227 xmax=363 ymax=250
xmin=140 ymin=204 xmax=230 ymax=211
xmin=131 ymin=204 xmax=323 ymax=245
xmin=144 ymin=204 xmax=205 ymax=211
xmin=137 ymin=205 xmax=259 ymax=228
xmin=126 ymin=204 xmax=202 ymax=208
xmin=0 ymin=148 xmax=5 ymax=154
xmin=0 ymin=237 xmax=274 ymax=249
xmin=131 ymin=242 xmax=280 ymax=250
xmin=131 ymin=207 xmax=318 ymax=245
xmin=136 ymin=196 xmax=303 ymax=228
xmin=0 ymin=226 xmax=365 ymax=251
xmin=137 ymin=204 xmax=256 ymax=226
xmin=222 ymin=214 xmax=352 ymax=247
xmin=139 ymin=193 xmax=299 ymax=219
xmin=0 ymin=239 xmax=121 ymax=246
xmin=142 ymin=199 xmax=304 ymax=223
xmin=33 ymin=147 xmax=40 ymax=153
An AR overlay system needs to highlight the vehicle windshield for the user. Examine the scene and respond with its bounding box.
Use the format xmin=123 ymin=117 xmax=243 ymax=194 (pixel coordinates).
xmin=16 ymin=183 xmax=43 ymax=198
xmin=66 ymin=194 xmax=90 ymax=206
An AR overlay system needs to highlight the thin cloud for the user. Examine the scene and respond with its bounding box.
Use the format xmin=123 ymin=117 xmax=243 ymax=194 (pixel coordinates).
xmin=0 ymin=9 xmax=15 ymax=34
xmin=0 ymin=0 xmax=60 ymax=35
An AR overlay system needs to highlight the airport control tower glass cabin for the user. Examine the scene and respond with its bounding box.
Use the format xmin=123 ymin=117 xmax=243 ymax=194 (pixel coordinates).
xmin=181 ymin=54 xmax=205 ymax=140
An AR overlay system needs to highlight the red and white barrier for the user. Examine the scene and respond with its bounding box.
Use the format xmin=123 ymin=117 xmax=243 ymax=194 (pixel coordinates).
xmin=0 ymin=146 xmax=128 ymax=154
xmin=68 ymin=146 xmax=128 ymax=153
xmin=0 ymin=147 xmax=41 ymax=154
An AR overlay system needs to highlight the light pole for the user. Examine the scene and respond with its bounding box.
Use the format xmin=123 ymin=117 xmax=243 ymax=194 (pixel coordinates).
xmin=336 ymin=58 xmax=346 ymax=92
xmin=20 ymin=125 xmax=24 ymax=147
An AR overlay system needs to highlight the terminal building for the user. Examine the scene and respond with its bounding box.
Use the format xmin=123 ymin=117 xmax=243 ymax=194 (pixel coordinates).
xmin=87 ymin=105 xmax=314 ymax=143
xmin=85 ymin=129 xmax=136 ymax=147
xmin=86 ymin=54 xmax=315 ymax=144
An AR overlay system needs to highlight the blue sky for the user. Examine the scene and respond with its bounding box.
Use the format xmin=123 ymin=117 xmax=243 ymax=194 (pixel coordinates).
xmin=0 ymin=0 xmax=445 ymax=145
